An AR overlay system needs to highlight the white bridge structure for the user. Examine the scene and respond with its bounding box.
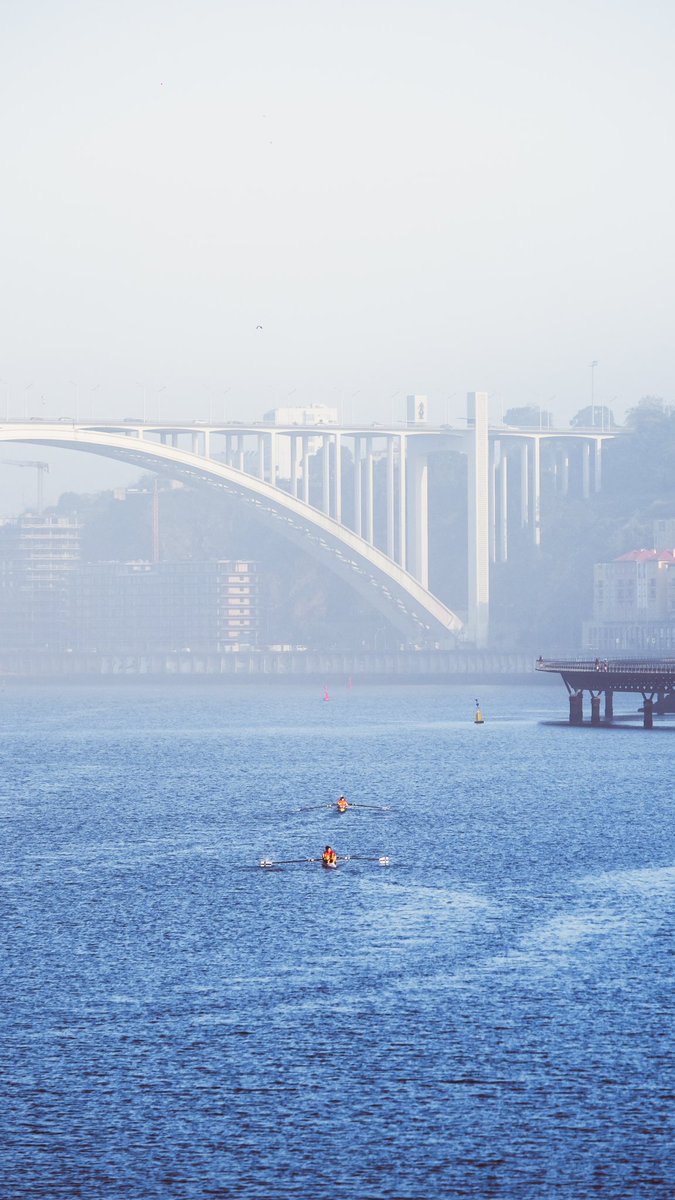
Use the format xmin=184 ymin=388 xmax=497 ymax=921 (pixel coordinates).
xmin=0 ymin=393 xmax=613 ymax=647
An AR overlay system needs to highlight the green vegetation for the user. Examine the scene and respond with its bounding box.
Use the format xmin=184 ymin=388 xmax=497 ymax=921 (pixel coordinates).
xmin=504 ymin=406 xmax=553 ymax=428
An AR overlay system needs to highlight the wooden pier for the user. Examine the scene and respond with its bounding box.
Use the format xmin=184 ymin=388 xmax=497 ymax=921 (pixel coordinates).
xmin=536 ymin=658 xmax=675 ymax=727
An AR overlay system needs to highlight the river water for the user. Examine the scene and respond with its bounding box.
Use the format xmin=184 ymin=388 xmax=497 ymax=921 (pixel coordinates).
xmin=1 ymin=681 xmax=673 ymax=1198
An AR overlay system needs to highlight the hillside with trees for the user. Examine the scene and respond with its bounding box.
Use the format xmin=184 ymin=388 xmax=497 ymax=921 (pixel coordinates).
xmin=492 ymin=398 xmax=675 ymax=650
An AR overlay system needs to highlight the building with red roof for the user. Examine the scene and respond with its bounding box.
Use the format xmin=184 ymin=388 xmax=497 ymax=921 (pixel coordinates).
xmin=584 ymin=534 xmax=675 ymax=652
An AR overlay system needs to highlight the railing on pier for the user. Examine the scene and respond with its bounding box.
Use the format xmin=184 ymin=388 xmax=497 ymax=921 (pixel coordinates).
xmin=536 ymin=657 xmax=675 ymax=727
xmin=537 ymin=658 xmax=675 ymax=676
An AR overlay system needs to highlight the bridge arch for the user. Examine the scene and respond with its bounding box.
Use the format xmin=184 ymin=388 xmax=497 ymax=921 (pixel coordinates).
xmin=0 ymin=424 xmax=463 ymax=644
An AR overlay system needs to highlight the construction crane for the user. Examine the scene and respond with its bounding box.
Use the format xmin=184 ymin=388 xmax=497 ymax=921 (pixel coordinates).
xmin=1 ymin=460 xmax=50 ymax=514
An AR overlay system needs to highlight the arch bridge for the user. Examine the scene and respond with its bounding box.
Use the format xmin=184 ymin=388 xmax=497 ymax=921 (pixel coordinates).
xmin=0 ymin=395 xmax=613 ymax=646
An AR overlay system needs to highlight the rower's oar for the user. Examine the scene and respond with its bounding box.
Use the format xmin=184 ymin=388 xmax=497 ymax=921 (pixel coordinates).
xmin=259 ymin=856 xmax=320 ymax=868
xmin=340 ymin=854 xmax=391 ymax=865
xmin=349 ymin=804 xmax=391 ymax=812
xmin=292 ymin=804 xmax=336 ymax=813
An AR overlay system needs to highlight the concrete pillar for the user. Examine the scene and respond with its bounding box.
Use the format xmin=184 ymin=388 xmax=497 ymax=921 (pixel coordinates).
xmin=407 ymin=447 xmax=426 ymax=582
xmin=407 ymin=446 xmax=428 ymax=587
xmin=398 ymin=433 xmax=407 ymax=571
xmin=605 ymin=690 xmax=613 ymax=720
xmin=302 ymin=436 xmax=310 ymax=504
xmin=582 ymin=442 xmax=591 ymax=499
xmin=191 ymin=431 xmax=200 ymax=455
xmin=532 ymin=437 xmax=541 ymax=545
xmin=290 ymin=434 xmax=299 ymax=498
xmin=520 ymin=441 xmax=529 ymax=528
xmin=569 ymin=691 xmax=584 ymax=725
xmin=467 ymin=391 xmax=490 ymax=647
xmin=268 ymin=431 xmax=278 ymax=487
xmin=594 ymin=438 xmax=602 ymax=493
xmin=354 ymin=436 xmax=362 ymax=537
xmin=170 ymin=432 xmax=178 ymax=448
xmin=365 ymin=438 xmax=374 ymax=543
xmin=643 ymin=697 xmax=654 ymax=729
xmin=561 ymin=452 xmax=569 ymax=497
xmin=334 ymin=433 xmax=342 ymax=524
xmin=499 ymin=453 xmax=508 ymax=563
xmin=590 ymin=695 xmax=601 ymax=726
xmin=236 ymin=435 xmax=245 ymax=472
xmin=322 ymin=435 xmax=330 ymax=514
xmin=489 ymin=441 xmax=497 ymax=564
xmin=204 ymin=430 xmax=211 ymax=459
xmin=258 ymin=433 xmax=265 ymax=481
xmin=160 ymin=431 xmax=168 ymax=445
xmin=386 ymin=436 xmax=395 ymax=559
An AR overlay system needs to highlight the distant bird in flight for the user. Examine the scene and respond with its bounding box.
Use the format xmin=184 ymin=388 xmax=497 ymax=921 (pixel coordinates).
xmin=256 ymin=325 xmax=263 ymax=330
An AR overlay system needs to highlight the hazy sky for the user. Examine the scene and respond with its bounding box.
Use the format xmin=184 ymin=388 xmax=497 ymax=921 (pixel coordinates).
xmin=1 ymin=0 xmax=674 ymax=506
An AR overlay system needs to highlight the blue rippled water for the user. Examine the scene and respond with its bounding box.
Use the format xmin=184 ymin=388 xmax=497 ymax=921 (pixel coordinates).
xmin=1 ymin=681 xmax=673 ymax=1198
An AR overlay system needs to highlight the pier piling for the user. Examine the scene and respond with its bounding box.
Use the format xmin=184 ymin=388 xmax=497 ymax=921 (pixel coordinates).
xmin=538 ymin=659 xmax=675 ymax=729
xmin=569 ymin=691 xmax=584 ymax=725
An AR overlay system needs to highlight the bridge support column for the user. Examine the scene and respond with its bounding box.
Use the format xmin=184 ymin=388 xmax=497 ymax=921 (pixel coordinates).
xmin=590 ymin=694 xmax=601 ymax=726
xmin=643 ymin=697 xmax=654 ymax=729
xmin=191 ymin=432 xmax=200 ymax=455
xmin=386 ymin=437 xmax=395 ymax=559
xmin=257 ymin=434 xmax=265 ymax=481
xmin=365 ymin=439 xmax=374 ymax=543
xmin=467 ymin=391 xmax=489 ymax=647
xmin=560 ymin=452 xmax=569 ymax=497
xmin=594 ymin=438 xmax=603 ymax=493
xmin=407 ymin=445 xmax=428 ymax=587
xmin=236 ymin=436 xmax=245 ymax=471
xmin=301 ymin=436 xmax=309 ymax=504
xmin=290 ymin=434 xmax=299 ymax=498
xmin=498 ymin=452 xmax=508 ymax=563
xmin=489 ymin=441 xmax=497 ymax=564
xmin=520 ymin=442 xmax=529 ymax=528
xmin=354 ymin=436 xmax=362 ymax=536
xmin=268 ymin=432 xmax=278 ymax=487
xmin=398 ymin=434 xmax=407 ymax=570
xmin=582 ymin=442 xmax=591 ymax=499
xmin=605 ymin=689 xmax=613 ymax=720
xmin=334 ymin=433 xmax=342 ymax=524
xmin=322 ymin=435 xmax=330 ymax=514
xmin=569 ymin=691 xmax=584 ymax=725
xmin=531 ymin=436 xmax=541 ymax=546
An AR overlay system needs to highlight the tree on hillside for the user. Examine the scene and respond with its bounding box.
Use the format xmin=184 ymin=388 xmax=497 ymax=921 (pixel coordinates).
xmin=624 ymin=395 xmax=671 ymax=428
xmin=504 ymin=406 xmax=552 ymax=428
xmin=602 ymin=397 xmax=675 ymax=506
xmin=570 ymin=405 xmax=616 ymax=429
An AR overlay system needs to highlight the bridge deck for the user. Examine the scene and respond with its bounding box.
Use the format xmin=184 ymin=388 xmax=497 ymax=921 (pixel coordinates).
xmin=536 ymin=658 xmax=675 ymax=694
xmin=536 ymin=658 xmax=675 ymax=726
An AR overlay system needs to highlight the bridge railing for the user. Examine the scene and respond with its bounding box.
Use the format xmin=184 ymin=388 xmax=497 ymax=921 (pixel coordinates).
xmin=537 ymin=658 xmax=675 ymax=675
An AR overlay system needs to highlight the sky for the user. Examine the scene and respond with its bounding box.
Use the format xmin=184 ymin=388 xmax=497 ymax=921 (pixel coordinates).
xmin=1 ymin=0 xmax=674 ymax=509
